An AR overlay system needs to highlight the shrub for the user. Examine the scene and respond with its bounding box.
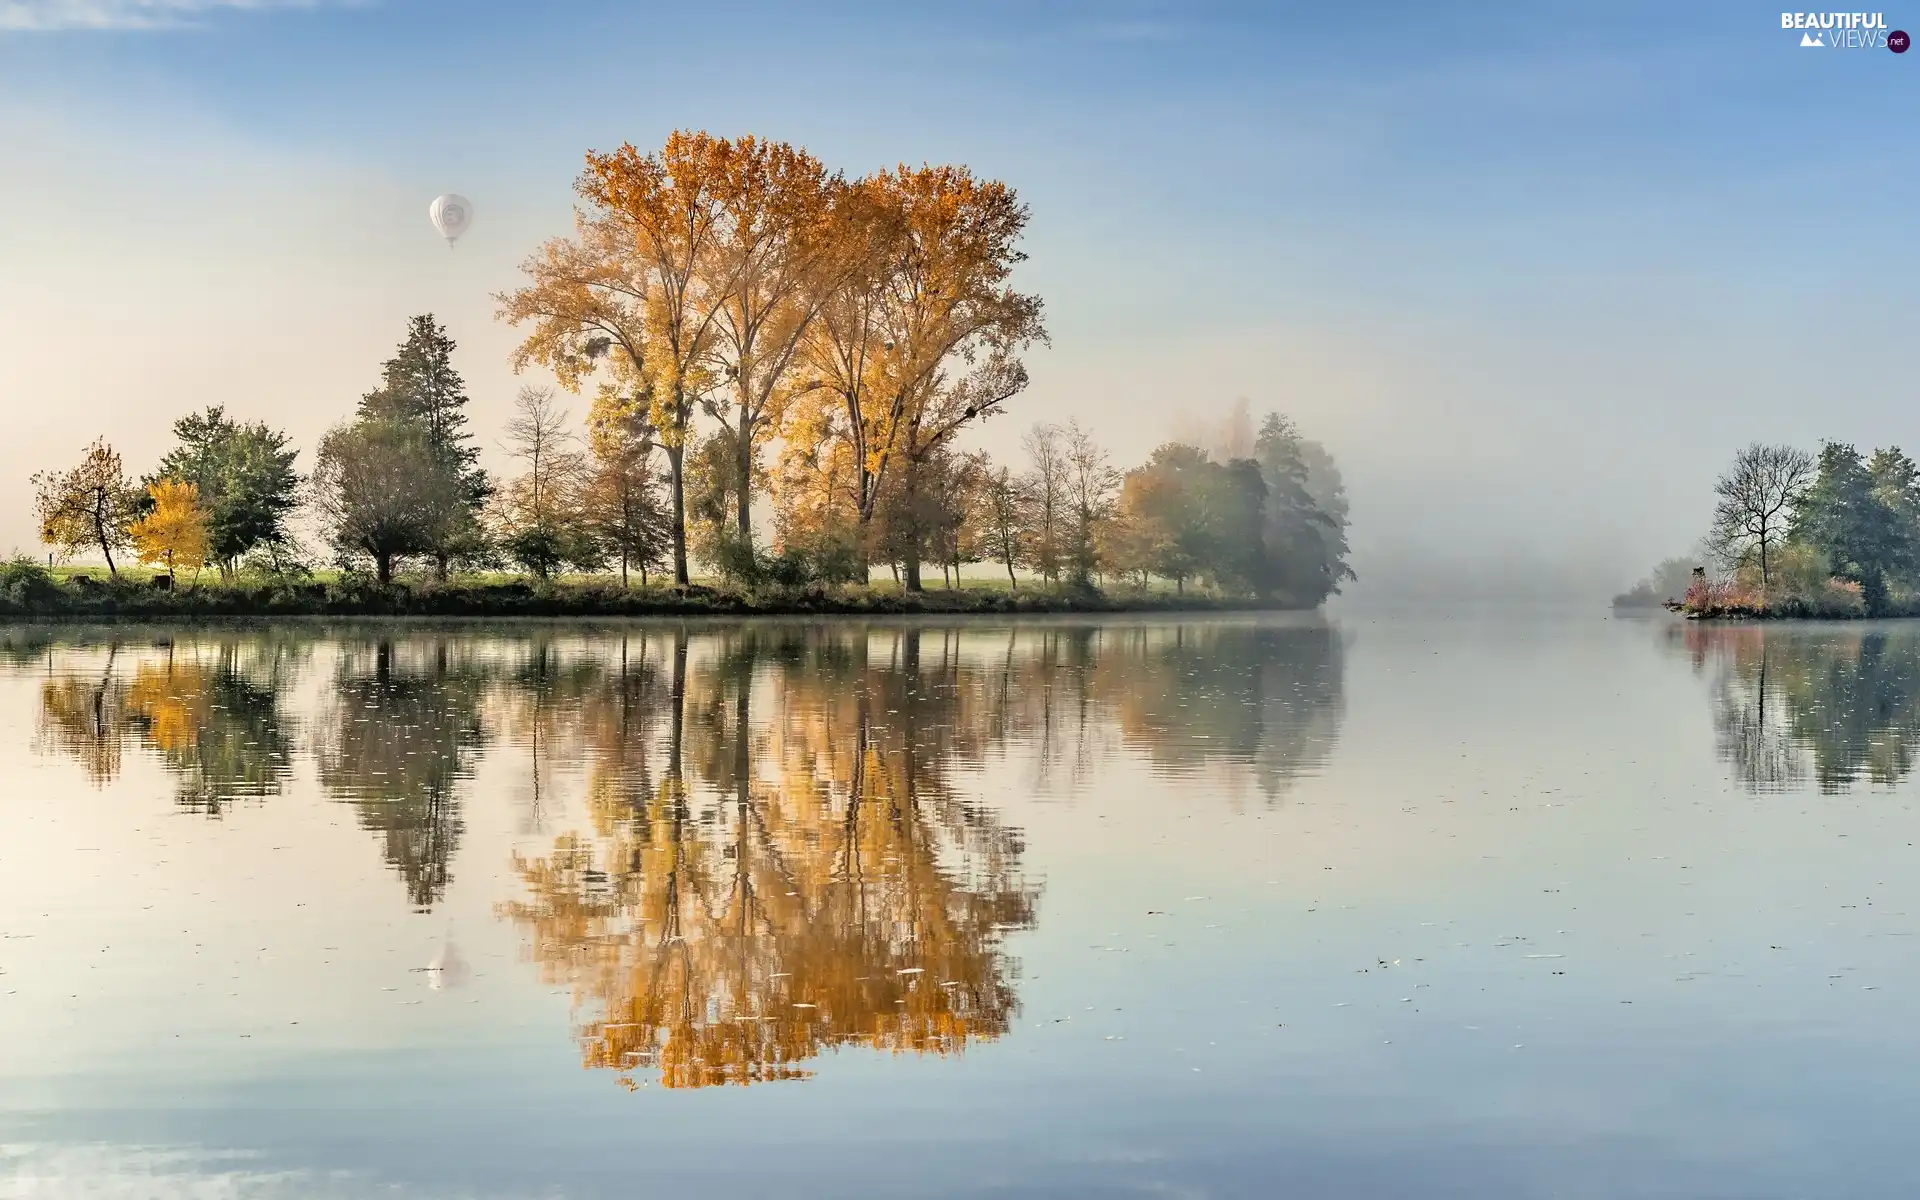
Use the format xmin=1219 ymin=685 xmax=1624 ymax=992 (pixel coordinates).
xmin=0 ymin=556 xmax=60 ymax=608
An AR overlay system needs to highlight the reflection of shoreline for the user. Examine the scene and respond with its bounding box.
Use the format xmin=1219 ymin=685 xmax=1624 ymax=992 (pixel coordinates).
xmin=1671 ymin=623 xmax=1920 ymax=792
xmin=16 ymin=619 xmax=1348 ymax=1086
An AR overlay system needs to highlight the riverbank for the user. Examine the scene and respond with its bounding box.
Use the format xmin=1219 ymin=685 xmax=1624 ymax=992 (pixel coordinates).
xmin=1661 ymin=600 xmax=1920 ymax=621
xmin=0 ymin=567 xmax=1296 ymax=622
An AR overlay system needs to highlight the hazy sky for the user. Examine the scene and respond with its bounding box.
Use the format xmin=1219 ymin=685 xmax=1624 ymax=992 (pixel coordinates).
xmin=1 ymin=0 xmax=1913 ymax=597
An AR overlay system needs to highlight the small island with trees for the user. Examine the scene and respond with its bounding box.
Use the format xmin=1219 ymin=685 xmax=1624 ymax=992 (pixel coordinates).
xmin=4 ymin=131 xmax=1352 ymax=620
xmin=1620 ymin=440 xmax=1920 ymax=619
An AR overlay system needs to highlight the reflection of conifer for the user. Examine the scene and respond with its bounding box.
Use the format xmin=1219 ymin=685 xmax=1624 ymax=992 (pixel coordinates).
xmin=1690 ymin=625 xmax=1920 ymax=792
xmin=319 ymin=640 xmax=483 ymax=910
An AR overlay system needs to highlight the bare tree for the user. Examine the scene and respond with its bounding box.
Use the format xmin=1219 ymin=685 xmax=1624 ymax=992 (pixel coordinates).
xmin=496 ymin=386 xmax=588 ymax=578
xmin=1061 ymin=420 xmax=1121 ymax=588
xmin=1020 ymin=423 xmax=1069 ymax=586
xmin=980 ymin=465 xmax=1024 ymax=589
xmin=1709 ymin=443 xmax=1814 ymax=596
xmin=502 ymin=386 xmax=581 ymax=525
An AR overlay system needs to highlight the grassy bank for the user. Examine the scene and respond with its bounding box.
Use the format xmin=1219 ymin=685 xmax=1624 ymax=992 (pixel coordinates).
xmin=0 ymin=561 xmax=1295 ymax=621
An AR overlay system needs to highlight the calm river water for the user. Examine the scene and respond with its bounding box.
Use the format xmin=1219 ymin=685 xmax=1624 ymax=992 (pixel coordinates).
xmin=3 ymin=615 xmax=1919 ymax=1198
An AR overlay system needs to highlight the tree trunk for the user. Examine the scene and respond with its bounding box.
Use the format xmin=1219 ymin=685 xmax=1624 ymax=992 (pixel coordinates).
xmin=376 ymin=551 xmax=393 ymax=585
xmin=901 ymin=463 xmax=923 ymax=593
xmin=667 ymin=442 xmax=689 ymax=587
xmin=620 ymin=547 xmax=629 ymax=588
xmin=735 ymin=416 xmax=753 ymax=548
xmin=94 ymin=500 xmax=117 ymax=577
xmin=434 ymin=552 xmax=450 ymax=582
xmin=854 ymin=507 xmax=875 ymax=579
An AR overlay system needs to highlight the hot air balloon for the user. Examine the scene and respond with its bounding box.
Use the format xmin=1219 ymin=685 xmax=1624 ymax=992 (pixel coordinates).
xmin=429 ymin=194 xmax=473 ymax=247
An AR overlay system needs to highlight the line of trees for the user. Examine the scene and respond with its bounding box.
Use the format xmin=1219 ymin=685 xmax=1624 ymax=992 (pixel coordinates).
xmin=32 ymin=408 xmax=300 ymax=586
xmin=26 ymin=131 xmax=1354 ymax=604
xmin=1673 ymin=440 xmax=1920 ymax=616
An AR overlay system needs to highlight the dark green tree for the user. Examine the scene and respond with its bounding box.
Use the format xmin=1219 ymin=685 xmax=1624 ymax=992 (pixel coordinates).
xmin=1208 ymin=457 xmax=1270 ymax=594
xmin=150 ymin=407 xmax=301 ymax=576
xmin=1869 ymin=447 xmax=1920 ymax=592
xmin=1256 ymin=414 xmax=1353 ymax=605
xmin=362 ymin=316 xmax=492 ymax=575
xmin=1793 ymin=442 xmax=1911 ymax=615
xmin=311 ymin=418 xmax=443 ymax=585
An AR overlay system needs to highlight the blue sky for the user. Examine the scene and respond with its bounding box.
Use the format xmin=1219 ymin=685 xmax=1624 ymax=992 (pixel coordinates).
xmin=0 ymin=0 xmax=1914 ymax=592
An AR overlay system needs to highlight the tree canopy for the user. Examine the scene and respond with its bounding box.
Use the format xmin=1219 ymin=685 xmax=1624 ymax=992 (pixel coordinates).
xmin=151 ymin=406 xmax=300 ymax=573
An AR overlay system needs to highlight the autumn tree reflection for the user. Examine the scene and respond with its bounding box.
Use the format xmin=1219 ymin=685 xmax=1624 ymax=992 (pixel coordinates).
xmin=35 ymin=639 xmax=295 ymax=812
xmin=1682 ymin=623 xmax=1920 ymax=792
xmin=503 ymin=627 xmax=1039 ymax=1089
xmin=126 ymin=646 xmax=296 ymax=813
xmin=36 ymin=644 xmax=128 ymax=785
xmin=317 ymin=639 xmax=484 ymax=910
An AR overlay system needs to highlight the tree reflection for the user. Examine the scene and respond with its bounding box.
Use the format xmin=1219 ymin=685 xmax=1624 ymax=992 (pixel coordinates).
xmin=317 ymin=640 xmax=485 ymax=910
xmin=502 ymin=627 xmax=1039 ymax=1089
xmin=1681 ymin=623 xmax=1920 ymax=792
xmin=989 ymin=621 xmax=1347 ymax=800
xmin=36 ymin=645 xmax=128 ymax=786
xmin=35 ymin=639 xmax=295 ymax=812
xmin=125 ymin=647 xmax=295 ymax=814
xmin=22 ymin=616 xmax=1350 ymax=1085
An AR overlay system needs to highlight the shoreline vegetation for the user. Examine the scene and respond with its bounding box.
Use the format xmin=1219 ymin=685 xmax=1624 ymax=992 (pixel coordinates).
xmin=22 ymin=131 xmax=1354 ymax=616
xmin=1619 ymin=440 xmax=1920 ymax=621
xmin=0 ymin=561 xmax=1305 ymax=622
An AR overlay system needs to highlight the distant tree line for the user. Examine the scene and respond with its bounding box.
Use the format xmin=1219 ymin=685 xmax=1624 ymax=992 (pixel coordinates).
xmin=24 ymin=131 xmax=1353 ymax=606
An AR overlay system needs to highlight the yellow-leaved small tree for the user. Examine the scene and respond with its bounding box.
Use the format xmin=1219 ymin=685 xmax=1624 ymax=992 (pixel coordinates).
xmin=129 ymin=479 xmax=210 ymax=586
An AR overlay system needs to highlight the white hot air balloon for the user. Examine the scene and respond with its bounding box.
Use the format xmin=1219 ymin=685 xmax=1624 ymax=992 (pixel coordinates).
xmin=429 ymin=193 xmax=473 ymax=247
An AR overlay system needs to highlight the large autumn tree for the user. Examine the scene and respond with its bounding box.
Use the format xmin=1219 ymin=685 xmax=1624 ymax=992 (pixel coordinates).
xmin=693 ymin=138 xmax=839 ymax=550
xmin=785 ymin=166 xmax=1046 ymax=588
xmin=499 ymin=177 xmax=665 ymax=575
xmin=514 ymin=132 xmax=739 ymax=587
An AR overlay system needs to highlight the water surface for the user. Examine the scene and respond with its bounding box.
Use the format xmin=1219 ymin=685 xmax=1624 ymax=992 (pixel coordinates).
xmin=2 ymin=615 xmax=1918 ymax=1198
